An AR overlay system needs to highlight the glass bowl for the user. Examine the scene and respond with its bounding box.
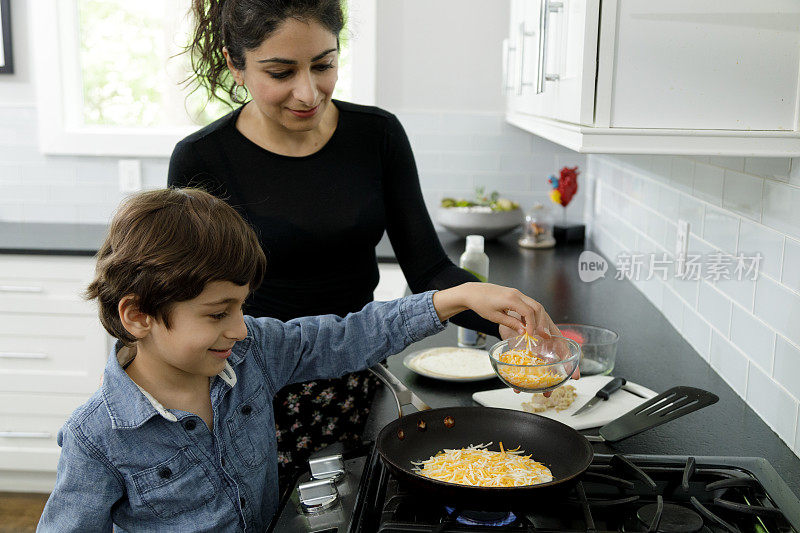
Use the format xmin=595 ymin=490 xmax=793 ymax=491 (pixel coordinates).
xmin=488 ymin=336 xmax=581 ymax=393
xmin=556 ymin=324 xmax=619 ymax=376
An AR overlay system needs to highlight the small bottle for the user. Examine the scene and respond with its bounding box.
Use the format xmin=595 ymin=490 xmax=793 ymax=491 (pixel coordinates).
xmin=457 ymin=235 xmax=490 ymax=348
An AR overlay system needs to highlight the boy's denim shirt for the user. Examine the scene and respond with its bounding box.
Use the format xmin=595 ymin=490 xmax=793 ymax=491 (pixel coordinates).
xmin=37 ymin=291 xmax=445 ymax=532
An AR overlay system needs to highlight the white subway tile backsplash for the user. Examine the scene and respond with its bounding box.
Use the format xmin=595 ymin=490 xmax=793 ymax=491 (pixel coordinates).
xmin=669 ymin=158 xmax=694 ymax=194
xmin=677 ymin=194 xmax=704 ymax=237
xmin=671 ymin=276 xmax=699 ymax=308
xmin=657 ymin=186 xmax=680 ymax=222
xmin=692 ymin=163 xmax=724 ymax=206
xmin=738 ymin=219 xmax=784 ymax=281
xmin=0 ymin=203 xmax=24 ymax=221
xmin=651 ymin=156 xmax=673 ymax=181
xmin=709 ymin=331 xmax=749 ymax=398
xmin=698 ymin=281 xmax=732 ymax=336
xmin=396 ymin=112 xmax=442 ymax=134
xmin=702 ymin=206 xmax=739 ymax=253
xmin=445 ymin=153 xmax=499 ymax=173
xmin=498 ymin=153 xmax=552 ymax=174
xmin=713 ymin=275 xmax=756 ymax=312
xmin=682 ymin=304 xmax=711 ymax=360
xmin=774 ymin=337 xmax=800 ymax=401
xmin=730 ymin=304 xmax=775 ymax=374
xmin=708 ymin=156 xmax=745 ymax=172
xmin=744 ymin=157 xmax=791 ymax=181
xmin=590 ymin=153 xmax=800 ymax=458
xmin=416 ymin=153 xmax=442 ymax=173
xmin=22 ymin=203 xmax=79 ymax=223
xmin=440 ymin=114 xmax=504 ymax=135
xmin=722 ymin=170 xmax=763 ymax=221
xmin=471 ymin=133 xmax=533 ymax=153
xmin=754 ymin=275 xmax=800 ymax=346
xmin=783 ymin=238 xmax=800 ymax=292
xmin=661 ymin=285 xmax=684 ymax=330
xmin=414 ymin=134 xmax=472 ymax=152
xmin=790 ymin=158 xmax=800 ymax=187
xmin=419 ymin=172 xmax=475 ymax=190
xmin=645 ymin=214 xmax=668 ymax=248
xmin=762 ymin=180 xmax=800 ymax=241
xmin=746 ymin=363 xmax=798 ymax=446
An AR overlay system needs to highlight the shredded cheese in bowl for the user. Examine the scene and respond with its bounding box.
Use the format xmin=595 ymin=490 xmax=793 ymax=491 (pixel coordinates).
xmin=411 ymin=442 xmax=553 ymax=487
xmin=496 ymin=349 xmax=567 ymax=390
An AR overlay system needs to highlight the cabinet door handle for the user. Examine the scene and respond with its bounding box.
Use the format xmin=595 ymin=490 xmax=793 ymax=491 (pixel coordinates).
xmin=0 ymin=285 xmax=43 ymax=293
xmin=536 ymin=0 xmax=564 ymax=94
xmin=0 ymin=352 xmax=48 ymax=360
xmin=516 ymin=22 xmax=537 ymax=95
xmin=502 ymin=38 xmax=517 ymax=95
xmin=0 ymin=431 xmax=52 ymax=439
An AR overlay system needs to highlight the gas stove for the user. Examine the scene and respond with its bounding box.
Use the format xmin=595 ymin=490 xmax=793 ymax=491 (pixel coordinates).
xmin=269 ymin=444 xmax=800 ymax=533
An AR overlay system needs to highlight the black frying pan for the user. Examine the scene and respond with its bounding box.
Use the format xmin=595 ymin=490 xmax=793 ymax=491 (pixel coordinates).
xmin=375 ymin=406 xmax=594 ymax=510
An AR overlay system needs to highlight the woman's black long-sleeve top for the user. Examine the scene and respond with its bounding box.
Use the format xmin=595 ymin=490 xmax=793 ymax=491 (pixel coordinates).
xmin=168 ymin=99 xmax=498 ymax=337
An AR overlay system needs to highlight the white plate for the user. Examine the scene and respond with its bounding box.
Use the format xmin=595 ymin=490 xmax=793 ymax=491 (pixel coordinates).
xmin=403 ymin=347 xmax=497 ymax=382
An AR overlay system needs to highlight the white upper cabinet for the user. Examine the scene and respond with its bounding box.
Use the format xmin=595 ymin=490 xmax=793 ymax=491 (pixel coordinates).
xmin=505 ymin=0 xmax=800 ymax=156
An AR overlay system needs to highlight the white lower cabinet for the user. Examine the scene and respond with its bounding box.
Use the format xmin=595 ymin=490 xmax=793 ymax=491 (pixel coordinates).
xmin=0 ymin=255 xmax=108 ymax=492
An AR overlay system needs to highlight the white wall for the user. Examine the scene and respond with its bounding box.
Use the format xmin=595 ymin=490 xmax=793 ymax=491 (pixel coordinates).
xmin=376 ymin=0 xmax=510 ymax=113
xmin=585 ymin=154 xmax=800 ymax=457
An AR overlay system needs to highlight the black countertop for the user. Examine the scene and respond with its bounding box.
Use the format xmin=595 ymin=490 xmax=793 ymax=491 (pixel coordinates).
xmin=369 ymin=232 xmax=800 ymax=498
xmin=0 ymin=222 xmax=400 ymax=258
xmin=0 ymin=222 xmax=108 ymax=256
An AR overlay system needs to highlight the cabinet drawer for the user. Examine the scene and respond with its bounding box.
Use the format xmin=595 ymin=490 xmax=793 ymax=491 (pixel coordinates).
xmin=0 ymin=255 xmax=96 ymax=314
xmin=0 ymin=393 xmax=90 ymax=473
xmin=0 ymin=313 xmax=107 ymax=393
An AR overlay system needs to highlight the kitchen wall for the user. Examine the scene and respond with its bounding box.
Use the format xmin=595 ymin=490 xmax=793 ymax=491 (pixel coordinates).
xmin=585 ymin=154 xmax=800 ymax=457
xmin=0 ymin=0 xmax=585 ymax=225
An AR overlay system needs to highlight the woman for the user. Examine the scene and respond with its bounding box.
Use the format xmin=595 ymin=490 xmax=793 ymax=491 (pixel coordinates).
xmin=169 ymin=0 xmax=558 ymax=480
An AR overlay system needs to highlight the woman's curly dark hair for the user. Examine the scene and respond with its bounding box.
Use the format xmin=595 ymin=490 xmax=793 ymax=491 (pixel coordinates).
xmin=184 ymin=0 xmax=344 ymax=106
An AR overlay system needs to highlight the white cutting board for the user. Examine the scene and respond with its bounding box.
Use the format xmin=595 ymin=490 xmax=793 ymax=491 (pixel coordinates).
xmin=472 ymin=375 xmax=658 ymax=430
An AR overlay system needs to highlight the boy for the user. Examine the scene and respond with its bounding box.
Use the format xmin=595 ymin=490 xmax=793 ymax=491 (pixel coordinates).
xmin=37 ymin=188 xmax=559 ymax=532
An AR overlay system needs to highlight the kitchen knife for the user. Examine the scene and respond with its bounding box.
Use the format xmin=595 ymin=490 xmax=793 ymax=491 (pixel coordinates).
xmin=572 ymin=377 xmax=627 ymax=416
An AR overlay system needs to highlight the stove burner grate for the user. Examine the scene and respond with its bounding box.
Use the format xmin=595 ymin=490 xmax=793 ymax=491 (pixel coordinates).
xmin=637 ymin=501 xmax=705 ymax=533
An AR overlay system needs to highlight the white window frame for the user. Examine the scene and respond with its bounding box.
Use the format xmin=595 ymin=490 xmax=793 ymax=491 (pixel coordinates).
xmin=32 ymin=0 xmax=376 ymax=158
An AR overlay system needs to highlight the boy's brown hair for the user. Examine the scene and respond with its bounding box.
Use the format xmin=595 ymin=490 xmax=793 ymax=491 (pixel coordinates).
xmin=86 ymin=188 xmax=266 ymax=344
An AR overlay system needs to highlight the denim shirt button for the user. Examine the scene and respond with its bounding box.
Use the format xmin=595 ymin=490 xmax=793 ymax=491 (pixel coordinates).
xmin=240 ymin=404 xmax=252 ymax=415
xmin=158 ymin=467 xmax=172 ymax=479
xmin=184 ymin=419 xmax=196 ymax=431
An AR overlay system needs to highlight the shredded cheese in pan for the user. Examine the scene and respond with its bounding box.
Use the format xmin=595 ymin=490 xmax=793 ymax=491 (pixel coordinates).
xmin=411 ymin=442 xmax=553 ymax=487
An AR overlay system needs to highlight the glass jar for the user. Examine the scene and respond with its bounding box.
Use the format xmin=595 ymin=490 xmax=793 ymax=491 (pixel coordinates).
xmin=518 ymin=203 xmax=555 ymax=248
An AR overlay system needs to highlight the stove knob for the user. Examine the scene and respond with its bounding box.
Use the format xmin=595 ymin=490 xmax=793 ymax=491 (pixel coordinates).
xmin=298 ymin=478 xmax=339 ymax=514
xmin=308 ymin=453 xmax=345 ymax=483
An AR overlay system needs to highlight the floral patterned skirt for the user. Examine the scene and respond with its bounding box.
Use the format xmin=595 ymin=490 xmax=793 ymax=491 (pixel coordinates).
xmin=274 ymin=368 xmax=381 ymax=481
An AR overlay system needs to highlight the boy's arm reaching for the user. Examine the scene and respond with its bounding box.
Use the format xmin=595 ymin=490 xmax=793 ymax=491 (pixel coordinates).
xmin=248 ymin=283 xmax=560 ymax=393
xmin=37 ymin=426 xmax=124 ymax=532
xmin=249 ymin=291 xmax=445 ymax=392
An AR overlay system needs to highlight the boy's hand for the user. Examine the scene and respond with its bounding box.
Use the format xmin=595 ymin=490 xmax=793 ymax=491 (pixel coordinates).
xmin=433 ymin=283 xmax=559 ymax=338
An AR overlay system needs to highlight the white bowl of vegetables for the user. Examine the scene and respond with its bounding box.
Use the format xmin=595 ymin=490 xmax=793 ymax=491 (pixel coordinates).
xmin=437 ymin=189 xmax=523 ymax=240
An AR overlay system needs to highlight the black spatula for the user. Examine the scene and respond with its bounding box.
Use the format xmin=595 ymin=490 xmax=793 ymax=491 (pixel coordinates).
xmin=584 ymin=386 xmax=719 ymax=443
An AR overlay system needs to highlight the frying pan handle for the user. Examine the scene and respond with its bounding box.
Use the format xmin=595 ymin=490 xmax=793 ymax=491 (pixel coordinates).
xmin=368 ymin=364 xmax=405 ymax=419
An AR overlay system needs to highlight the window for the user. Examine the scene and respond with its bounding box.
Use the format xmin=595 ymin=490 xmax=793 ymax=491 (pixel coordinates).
xmin=33 ymin=0 xmax=375 ymax=157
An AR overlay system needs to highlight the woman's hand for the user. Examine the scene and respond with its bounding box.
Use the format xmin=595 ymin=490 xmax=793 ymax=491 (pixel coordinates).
xmin=433 ymin=283 xmax=560 ymax=338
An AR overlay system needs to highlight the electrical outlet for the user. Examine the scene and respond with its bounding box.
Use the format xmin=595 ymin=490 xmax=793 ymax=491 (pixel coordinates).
xmin=675 ymin=219 xmax=690 ymax=276
xmin=119 ymin=159 xmax=142 ymax=192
